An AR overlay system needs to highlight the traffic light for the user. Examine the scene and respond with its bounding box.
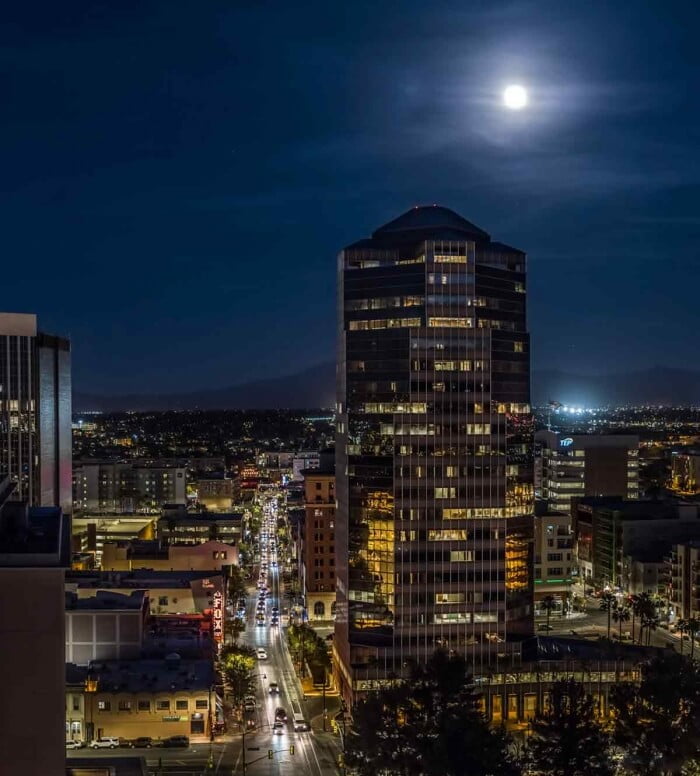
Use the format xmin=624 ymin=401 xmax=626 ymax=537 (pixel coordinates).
xmin=290 ymin=745 xmax=295 ymax=755
xmin=268 ymin=750 xmax=273 ymax=760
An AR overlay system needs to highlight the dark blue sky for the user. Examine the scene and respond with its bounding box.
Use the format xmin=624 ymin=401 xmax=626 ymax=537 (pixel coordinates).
xmin=3 ymin=0 xmax=700 ymax=394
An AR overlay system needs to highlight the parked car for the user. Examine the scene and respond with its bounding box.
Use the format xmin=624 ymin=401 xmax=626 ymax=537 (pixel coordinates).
xmin=91 ymin=737 xmax=119 ymax=749
xmin=162 ymin=735 xmax=190 ymax=748
xmin=65 ymin=740 xmax=83 ymax=749
xmin=128 ymin=737 xmax=154 ymax=748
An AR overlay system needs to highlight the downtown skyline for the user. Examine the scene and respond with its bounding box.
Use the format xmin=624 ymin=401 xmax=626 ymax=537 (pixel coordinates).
xmin=2 ymin=0 xmax=700 ymax=396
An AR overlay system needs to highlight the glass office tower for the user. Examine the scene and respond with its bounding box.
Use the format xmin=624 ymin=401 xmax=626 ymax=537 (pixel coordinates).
xmin=0 ymin=313 xmax=72 ymax=513
xmin=335 ymin=206 xmax=533 ymax=701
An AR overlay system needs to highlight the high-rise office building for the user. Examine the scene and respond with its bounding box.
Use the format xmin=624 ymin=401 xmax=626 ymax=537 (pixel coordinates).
xmin=535 ymin=430 xmax=639 ymax=514
xmin=0 ymin=312 xmax=72 ymax=512
xmin=335 ymin=206 xmax=533 ymax=701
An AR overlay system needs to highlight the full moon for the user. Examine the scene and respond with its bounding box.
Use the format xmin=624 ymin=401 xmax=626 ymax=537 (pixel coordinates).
xmin=503 ymin=84 xmax=527 ymax=110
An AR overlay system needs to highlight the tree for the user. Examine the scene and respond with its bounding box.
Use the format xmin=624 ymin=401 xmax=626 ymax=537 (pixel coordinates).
xmin=612 ymin=653 xmax=700 ymax=776
xmin=628 ymin=595 xmax=640 ymax=644
xmin=345 ymin=650 xmax=520 ymax=776
xmin=224 ymin=616 xmax=245 ymax=643
xmin=541 ymin=595 xmax=557 ymax=631
xmin=613 ymin=604 xmax=631 ymax=641
xmin=220 ymin=645 xmax=256 ymax=710
xmin=687 ymin=619 xmax=700 ymax=661
xmin=599 ymin=592 xmax=616 ymax=640
xmin=634 ymin=592 xmax=654 ymax=645
xmin=227 ymin=565 xmax=247 ymax=604
xmin=678 ymin=619 xmax=688 ymax=656
xmin=526 ymin=679 xmax=613 ymax=776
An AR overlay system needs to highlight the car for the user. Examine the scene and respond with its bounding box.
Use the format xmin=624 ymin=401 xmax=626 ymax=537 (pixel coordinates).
xmin=293 ymin=712 xmax=310 ymax=732
xmin=128 ymin=737 xmax=154 ymax=749
xmin=256 ymin=648 xmax=268 ymax=659
xmin=275 ymin=707 xmax=288 ymax=722
xmin=537 ymin=623 xmax=554 ymax=631
xmin=272 ymin=607 xmax=279 ymax=614
xmin=272 ymin=721 xmax=285 ymax=735
xmin=268 ymin=682 xmax=279 ymax=694
xmin=91 ymin=737 xmax=120 ymax=749
xmin=162 ymin=735 xmax=189 ymax=748
xmin=244 ymin=700 xmax=256 ymax=711
xmin=256 ymin=619 xmax=265 ymax=626
xmin=270 ymin=619 xmax=278 ymax=627
xmin=65 ymin=740 xmax=83 ymax=749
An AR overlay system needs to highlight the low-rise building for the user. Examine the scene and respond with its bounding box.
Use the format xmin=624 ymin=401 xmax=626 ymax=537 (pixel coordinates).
xmin=65 ymin=590 xmax=150 ymax=664
xmin=196 ymin=475 xmax=234 ymax=511
xmin=76 ymin=655 xmax=218 ymax=743
xmin=671 ymin=452 xmax=700 ymax=495
xmin=71 ymin=513 xmax=156 ymax=567
xmin=66 ymin=663 xmax=88 ymax=744
xmin=157 ymin=508 xmax=243 ymax=546
xmin=67 ymin=569 xmax=225 ymax=615
xmin=533 ymin=509 xmax=574 ymax=611
xmin=101 ymin=539 xmax=238 ymax=571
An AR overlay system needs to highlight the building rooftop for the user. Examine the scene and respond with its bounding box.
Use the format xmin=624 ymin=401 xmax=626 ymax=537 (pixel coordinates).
xmin=67 ymin=569 xmax=223 ymax=590
xmin=65 ymin=589 xmax=147 ymax=611
xmin=373 ymin=205 xmax=490 ymax=239
xmin=158 ymin=512 xmax=243 ymax=525
xmin=87 ymin=656 xmax=213 ymax=694
xmin=0 ymin=478 xmax=70 ymax=567
xmin=67 ymin=756 xmax=148 ymax=776
xmin=344 ymin=205 xmax=523 ymax=253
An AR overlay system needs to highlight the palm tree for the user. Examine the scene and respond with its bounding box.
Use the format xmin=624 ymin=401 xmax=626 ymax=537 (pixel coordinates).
xmin=599 ymin=592 xmax=616 ymax=640
xmin=641 ymin=610 xmax=660 ymax=646
xmin=633 ymin=592 xmax=653 ymax=645
xmin=612 ymin=604 xmax=630 ymax=641
xmin=627 ymin=594 xmax=640 ymax=643
xmin=677 ymin=618 xmax=688 ymax=656
xmin=687 ymin=617 xmax=700 ymax=660
xmin=541 ymin=595 xmax=557 ymax=631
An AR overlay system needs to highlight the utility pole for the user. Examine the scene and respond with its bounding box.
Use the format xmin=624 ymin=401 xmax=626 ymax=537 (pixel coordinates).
xmin=322 ymin=665 xmax=327 ymax=732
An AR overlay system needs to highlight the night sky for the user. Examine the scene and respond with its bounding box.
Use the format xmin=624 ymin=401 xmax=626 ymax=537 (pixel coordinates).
xmin=3 ymin=1 xmax=700 ymax=395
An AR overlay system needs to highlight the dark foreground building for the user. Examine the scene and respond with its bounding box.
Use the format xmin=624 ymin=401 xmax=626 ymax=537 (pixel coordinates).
xmin=335 ymin=206 xmax=534 ymax=702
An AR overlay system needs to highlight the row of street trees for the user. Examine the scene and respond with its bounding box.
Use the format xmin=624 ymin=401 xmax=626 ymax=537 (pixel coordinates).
xmin=597 ymin=592 xmax=700 ymax=654
xmin=345 ymin=650 xmax=700 ymax=776
xmin=287 ymin=622 xmax=331 ymax=678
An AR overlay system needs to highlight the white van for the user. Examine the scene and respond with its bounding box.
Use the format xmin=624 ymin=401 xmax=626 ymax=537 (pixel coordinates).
xmin=293 ymin=712 xmax=310 ymax=732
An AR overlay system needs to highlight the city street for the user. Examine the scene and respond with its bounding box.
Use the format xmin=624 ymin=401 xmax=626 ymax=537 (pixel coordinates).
xmin=70 ymin=499 xmax=341 ymax=775
xmin=539 ymin=596 xmax=691 ymax=652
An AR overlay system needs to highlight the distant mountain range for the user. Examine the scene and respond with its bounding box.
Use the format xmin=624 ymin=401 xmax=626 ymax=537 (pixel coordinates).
xmin=73 ymin=364 xmax=700 ymax=412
